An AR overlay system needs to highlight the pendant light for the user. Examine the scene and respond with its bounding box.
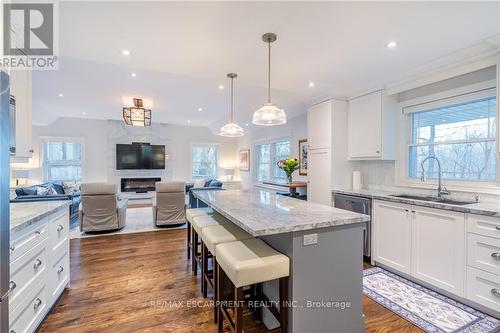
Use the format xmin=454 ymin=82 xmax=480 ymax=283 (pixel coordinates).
xmin=123 ymin=98 xmax=151 ymax=126
xmin=219 ymin=73 xmax=244 ymax=137
xmin=252 ymin=33 xmax=286 ymax=126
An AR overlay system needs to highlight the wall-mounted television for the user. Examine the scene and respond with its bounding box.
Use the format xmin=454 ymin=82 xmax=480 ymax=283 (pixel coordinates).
xmin=116 ymin=143 xmax=165 ymax=170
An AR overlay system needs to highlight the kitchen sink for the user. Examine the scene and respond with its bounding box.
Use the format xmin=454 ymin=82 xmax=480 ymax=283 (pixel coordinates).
xmin=389 ymin=194 xmax=477 ymax=206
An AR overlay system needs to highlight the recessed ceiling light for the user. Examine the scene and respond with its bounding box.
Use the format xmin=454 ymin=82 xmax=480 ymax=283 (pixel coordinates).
xmin=130 ymin=72 xmax=136 ymax=78
xmin=308 ymin=82 xmax=315 ymax=88
xmin=386 ymin=41 xmax=397 ymax=49
xmin=58 ymin=93 xmax=63 ymax=97
xmin=218 ymin=85 xmax=224 ymax=90
xmin=245 ymin=123 xmax=249 ymax=127
xmin=198 ymin=107 xmax=203 ymax=112
xmin=121 ymin=49 xmax=130 ymax=56
xmin=82 ymin=112 xmax=87 ymax=116
xmin=187 ymin=120 xmax=191 ymax=124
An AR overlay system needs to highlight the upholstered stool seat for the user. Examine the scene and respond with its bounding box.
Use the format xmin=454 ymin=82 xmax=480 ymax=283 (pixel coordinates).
xmin=216 ymin=238 xmax=289 ymax=288
xmin=202 ymin=224 xmax=252 ymax=255
xmin=192 ymin=215 xmax=224 ymax=234
xmin=215 ymin=238 xmax=290 ymax=333
xmin=186 ymin=207 xmax=213 ymax=222
xmin=185 ymin=208 xmax=213 ymax=261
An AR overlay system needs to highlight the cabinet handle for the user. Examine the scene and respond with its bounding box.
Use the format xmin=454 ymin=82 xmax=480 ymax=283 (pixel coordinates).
xmin=412 ymin=210 xmax=416 ymax=213
xmin=404 ymin=209 xmax=409 ymax=212
xmin=491 ymin=252 xmax=500 ymax=260
xmin=33 ymin=298 xmax=42 ymax=310
xmin=9 ymin=245 xmax=15 ymax=252
xmin=57 ymin=224 xmax=64 ymax=232
xmin=491 ymin=288 xmax=500 ymax=297
xmin=9 ymin=281 xmax=16 ymax=291
xmin=57 ymin=266 xmax=64 ymax=274
xmin=10 ymin=330 xmax=16 ymax=333
xmin=376 ymin=150 xmax=380 ymax=154
xmin=496 ymin=226 xmax=500 ymax=231
xmin=35 ymin=230 xmax=41 ymax=235
xmin=33 ymin=259 xmax=42 ymax=269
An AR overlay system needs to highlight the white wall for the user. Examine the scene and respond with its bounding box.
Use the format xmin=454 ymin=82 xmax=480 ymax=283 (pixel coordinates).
xmin=236 ymin=114 xmax=308 ymax=190
xmin=26 ymin=118 xmax=237 ymax=184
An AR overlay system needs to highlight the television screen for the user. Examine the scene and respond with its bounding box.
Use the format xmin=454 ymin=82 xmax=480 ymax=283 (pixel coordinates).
xmin=116 ymin=144 xmax=165 ymax=170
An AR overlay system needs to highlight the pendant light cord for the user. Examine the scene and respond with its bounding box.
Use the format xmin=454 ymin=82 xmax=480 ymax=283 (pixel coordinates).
xmin=267 ymin=41 xmax=271 ymax=103
xmin=230 ymin=75 xmax=234 ymax=122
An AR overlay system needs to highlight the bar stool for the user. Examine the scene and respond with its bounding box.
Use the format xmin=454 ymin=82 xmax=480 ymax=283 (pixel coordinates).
xmin=215 ymin=238 xmax=290 ymax=333
xmin=201 ymin=224 xmax=253 ymax=321
xmin=185 ymin=208 xmax=213 ymax=261
xmin=191 ymin=214 xmax=225 ymax=276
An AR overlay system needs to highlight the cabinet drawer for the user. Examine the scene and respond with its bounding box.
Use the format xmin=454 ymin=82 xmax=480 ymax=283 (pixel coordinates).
xmin=9 ymin=239 xmax=47 ymax=311
xmin=10 ymin=218 xmax=48 ymax=262
xmin=48 ymin=210 xmax=69 ymax=252
xmin=466 ymin=267 xmax=500 ymax=312
xmin=9 ymin=281 xmax=47 ymax=333
xmin=467 ymin=214 xmax=500 ymax=239
xmin=467 ymin=233 xmax=500 ymax=276
xmin=49 ymin=251 xmax=69 ymax=302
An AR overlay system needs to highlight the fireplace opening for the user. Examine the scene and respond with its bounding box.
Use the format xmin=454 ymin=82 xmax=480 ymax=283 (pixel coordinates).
xmin=121 ymin=178 xmax=161 ymax=193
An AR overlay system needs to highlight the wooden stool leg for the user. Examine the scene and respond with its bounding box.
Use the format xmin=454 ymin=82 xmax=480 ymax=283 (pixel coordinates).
xmin=192 ymin=230 xmax=198 ymax=275
xmin=186 ymin=222 xmax=191 ymax=259
xmin=235 ymin=286 xmax=244 ymax=333
xmin=279 ymin=276 xmax=289 ymax=333
xmin=217 ymin=263 xmax=224 ymax=333
xmin=201 ymin=243 xmax=208 ymax=297
xmin=213 ymin=256 xmax=218 ymax=323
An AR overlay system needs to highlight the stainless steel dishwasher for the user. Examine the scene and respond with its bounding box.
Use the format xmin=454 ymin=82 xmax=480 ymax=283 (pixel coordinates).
xmin=333 ymin=193 xmax=371 ymax=261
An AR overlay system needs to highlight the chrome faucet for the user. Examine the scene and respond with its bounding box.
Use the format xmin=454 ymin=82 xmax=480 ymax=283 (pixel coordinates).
xmin=420 ymin=156 xmax=449 ymax=199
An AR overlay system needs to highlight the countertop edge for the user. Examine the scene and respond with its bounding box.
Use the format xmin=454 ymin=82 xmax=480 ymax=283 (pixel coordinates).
xmin=10 ymin=201 xmax=71 ymax=233
xmin=332 ymin=189 xmax=500 ymax=217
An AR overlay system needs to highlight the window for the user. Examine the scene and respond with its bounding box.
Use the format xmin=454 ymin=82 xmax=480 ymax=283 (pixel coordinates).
xmin=43 ymin=140 xmax=83 ymax=181
xmin=408 ymin=96 xmax=496 ymax=182
xmin=192 ymin=145 xmax=219 ymax=179
xmin=256 ymin=139 xmax=290 ymax=183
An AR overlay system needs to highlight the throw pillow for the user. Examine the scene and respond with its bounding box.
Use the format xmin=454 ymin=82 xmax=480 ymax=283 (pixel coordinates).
xmin=193 ymin=179 xmax=205 ymax=188
xmin=62 ymin=181 xmax=81 ymax=195
xmin=47 ymin=186 xmax=58 ymax=195
xmin=36 ymin=186 xmax=49 ymax=196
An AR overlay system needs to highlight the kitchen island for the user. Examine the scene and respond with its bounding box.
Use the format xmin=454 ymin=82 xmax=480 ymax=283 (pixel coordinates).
xmin=194 ymin=189 xmax=370 ymax=333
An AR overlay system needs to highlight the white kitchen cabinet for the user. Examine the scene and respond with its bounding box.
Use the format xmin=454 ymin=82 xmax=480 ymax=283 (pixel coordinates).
xmin=373 ymin=200 xmax=412 ymax=274
xmin=347 ymin=90 xmax=397 ymax=160
xmin=308 ymin=100 xmax=332 ymax=149
xmin=308 ymin=148 xmax=332 ymax=206
xmin=10 ymin=68 xmax=33 ymax=161
xmin=411 ymin=206 xmax=465 ymax=296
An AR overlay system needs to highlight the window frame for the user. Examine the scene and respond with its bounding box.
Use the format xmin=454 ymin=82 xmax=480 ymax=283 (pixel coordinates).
xmin=254 ymin=137 xmax=291 ymax=184
xmin=190 ymin=143 xmax=220 ymax=180
xmin=41 ymin=136 xmax=85 ymax=182
xmin=396 ymin=85 xmax=499 ymax=191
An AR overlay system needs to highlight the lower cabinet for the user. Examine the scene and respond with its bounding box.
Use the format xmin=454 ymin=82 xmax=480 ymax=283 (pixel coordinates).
xmin=373 ymin=200 xmax=500 ymax=313
xmin=373 ymin=201 xmax=411 ymax=274
xmin=9 ymin=208 xmax=70 ymax=333
xmin=411 ymin=206 xmax=465 ymax=296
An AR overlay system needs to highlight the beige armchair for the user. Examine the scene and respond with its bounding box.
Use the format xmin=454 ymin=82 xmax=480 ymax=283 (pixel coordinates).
xmin=153 ymin=181 xmax=186 ymax=226
xmin=79 ymin=182 xmax=127 ymax=232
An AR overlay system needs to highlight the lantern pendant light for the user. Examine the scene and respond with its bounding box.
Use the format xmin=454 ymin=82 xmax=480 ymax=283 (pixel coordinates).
xmin=219 ymin=73 xmax=244 ymax=137
xmin=252 ymin=33 xmax=286 ymax=126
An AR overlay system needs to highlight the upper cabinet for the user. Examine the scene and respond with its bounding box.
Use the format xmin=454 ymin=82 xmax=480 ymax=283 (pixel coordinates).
xmin=10 ymin=69 xmax=33 ymax=161
xmin=308 ymin=100 xmax=332 ymax=149
xmin=347 ymin=90 xmax=398 ymax=160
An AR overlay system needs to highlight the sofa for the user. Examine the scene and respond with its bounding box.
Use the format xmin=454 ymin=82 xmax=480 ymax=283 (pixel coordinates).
xmin=186 ymin=178 xmax=224 ymax=208
xmin=12 ymin=181 xmax=81 ymax=220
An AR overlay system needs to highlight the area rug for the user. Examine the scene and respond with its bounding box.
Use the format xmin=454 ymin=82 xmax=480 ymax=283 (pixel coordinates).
xmin=363 ymin=267 xmax=500 ymax=333
xmin=69 ymin=207 xmax=186 ymax=239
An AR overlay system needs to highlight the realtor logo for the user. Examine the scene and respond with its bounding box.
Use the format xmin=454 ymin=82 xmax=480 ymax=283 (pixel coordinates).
xmin=2 ymin=2 xmax=58 ymax=70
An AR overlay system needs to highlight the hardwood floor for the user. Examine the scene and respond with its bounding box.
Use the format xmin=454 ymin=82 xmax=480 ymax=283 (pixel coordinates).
xmin=39 ymin=229 xmax=422 ymax=333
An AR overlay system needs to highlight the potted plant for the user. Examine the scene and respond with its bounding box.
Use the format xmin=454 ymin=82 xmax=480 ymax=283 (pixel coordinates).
xmin=277 ymin=158 xmax=300 ymax=184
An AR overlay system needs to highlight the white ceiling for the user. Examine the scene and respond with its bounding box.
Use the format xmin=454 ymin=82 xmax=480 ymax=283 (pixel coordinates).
xmin=33 ymin=1 xmax=500 ymax=129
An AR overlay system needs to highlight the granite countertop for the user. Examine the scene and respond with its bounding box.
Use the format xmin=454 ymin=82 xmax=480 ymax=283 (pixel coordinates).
xmin=10 ymin=200 xmax=70 ymax=232
xmin=193 ymin=189 xmax=370 ymax=236
xmin=332 ymin=188 xmax=500 ymax=217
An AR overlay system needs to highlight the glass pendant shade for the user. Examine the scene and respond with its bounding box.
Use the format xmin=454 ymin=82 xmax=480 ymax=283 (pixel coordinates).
xmin=219 ymin=73 xmax=244 ymax=137
xmin=252 ymin=102 xmax=286 ymax=126
xmin=219 ymin=122 xmax=244 ymax=137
